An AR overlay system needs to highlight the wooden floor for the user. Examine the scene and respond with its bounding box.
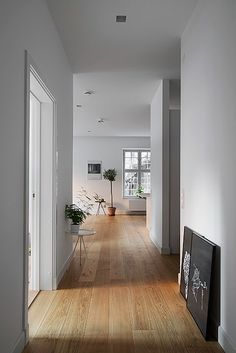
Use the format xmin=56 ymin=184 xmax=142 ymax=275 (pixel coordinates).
xmin=24 ymin=215 xmax=224 ymax=353
xmin=28 ymin=289 xmax=39 ymax=307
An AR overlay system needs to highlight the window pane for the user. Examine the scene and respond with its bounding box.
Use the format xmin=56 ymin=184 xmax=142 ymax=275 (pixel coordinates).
xmin=141 ymin=172 xmax=151 ymax=193
xmin=125 ymin=151 xmax=138 ymax=169
xmin=141 ymin=151 xmax=151 ymax=169
xmin=124 ymin=172 xmax=138 ymax=197
xmin=125 ymin=157 xmax=131 ymax=169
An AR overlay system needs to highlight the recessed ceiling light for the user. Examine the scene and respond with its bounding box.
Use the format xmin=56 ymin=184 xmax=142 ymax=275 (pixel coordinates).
xmin=116 ymin=15 xmax=127 ymax=23
xmin=87 ymin=130 xmax=92 ymax=133
xmin=84 ymin=90 xmax=95 ymax=95
xmin=98 ymin=118 xmax=104 ymax=123
xmin=76 ymin=104 xmax=82 ymax=108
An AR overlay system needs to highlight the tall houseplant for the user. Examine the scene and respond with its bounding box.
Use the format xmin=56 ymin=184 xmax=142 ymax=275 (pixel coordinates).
xmin=103 ymin=168 xmax=117 ymax=216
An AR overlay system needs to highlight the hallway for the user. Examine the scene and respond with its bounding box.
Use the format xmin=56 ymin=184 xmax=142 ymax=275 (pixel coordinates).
xmin=24 ymin=216 xmax=223 ymax=353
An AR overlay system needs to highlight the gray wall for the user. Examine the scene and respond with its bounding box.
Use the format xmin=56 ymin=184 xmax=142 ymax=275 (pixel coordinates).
xmin=0 ymin=1 xmax=73 ymax=352
xmin=181 ymin=0 xmax=236 ymax=351
xmin=150 ymin=81 xmax=164 ymax=249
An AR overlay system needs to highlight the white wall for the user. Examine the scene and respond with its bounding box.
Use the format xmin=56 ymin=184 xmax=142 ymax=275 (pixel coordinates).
xmin=73 ymin=136 xmax=150 ymax=213
xmin=181 ymin=1 xmax=236 ymax=351
xmin=150 ymin=81 xmax=164 ymax=249
xmin=0 ymin=1 xmax=73 ymax=352
xmin=169 ymin=110 xmax=180 ymax=254
xmin=151 ymin=80 xmax=180 ymax=254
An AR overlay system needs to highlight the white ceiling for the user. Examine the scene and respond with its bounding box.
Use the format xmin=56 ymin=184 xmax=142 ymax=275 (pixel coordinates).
xmin=47 ymin=0 xmax=197 ymax=136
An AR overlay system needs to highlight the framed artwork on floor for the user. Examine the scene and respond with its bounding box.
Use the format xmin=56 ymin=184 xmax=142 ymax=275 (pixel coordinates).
xmin=186 ymin=232 xmax=216 ymax=338
xmin=180 ymin=226 xmax=193 ymax=300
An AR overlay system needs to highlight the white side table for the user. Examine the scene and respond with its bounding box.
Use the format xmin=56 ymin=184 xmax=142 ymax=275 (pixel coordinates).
xmin=71 ymin=228 xmax=96 ymax=265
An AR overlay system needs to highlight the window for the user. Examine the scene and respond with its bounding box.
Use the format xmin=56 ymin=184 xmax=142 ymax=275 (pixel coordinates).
xmin=123 ymin=149 xmax=151 ymax=197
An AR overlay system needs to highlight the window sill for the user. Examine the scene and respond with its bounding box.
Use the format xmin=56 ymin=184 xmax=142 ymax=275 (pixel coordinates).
xmin=122 ymin=194 xmax=150 ymax=200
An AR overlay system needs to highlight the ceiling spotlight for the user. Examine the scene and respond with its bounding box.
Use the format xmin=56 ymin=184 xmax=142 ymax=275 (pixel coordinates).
xmin=84 ymin=90 xmax=95 ymax=95
xmin=76 ymin=104 xmax=82 ymax=108
xmin=87 ymin=130 xmax=92 ymax=133
xmin=98 ymin=118 xmax=104 ymax=123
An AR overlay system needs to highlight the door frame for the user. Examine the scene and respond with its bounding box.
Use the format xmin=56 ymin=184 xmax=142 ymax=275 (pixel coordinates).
xmin=29 ymin=92 xmax=41 ymax=291
xmin=23 ymin=50 xmax=57 ymax=340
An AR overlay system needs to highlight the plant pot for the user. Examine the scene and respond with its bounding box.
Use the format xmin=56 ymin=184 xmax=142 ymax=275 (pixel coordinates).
xmin=107 ymin=207 xmax=116 ymax=216
xmin=71 ymin=224 xmax=80 ymax=233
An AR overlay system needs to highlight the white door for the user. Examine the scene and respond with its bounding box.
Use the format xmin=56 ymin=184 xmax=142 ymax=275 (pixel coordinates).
xmin=29 ymin=93 xmax=40 ymax=291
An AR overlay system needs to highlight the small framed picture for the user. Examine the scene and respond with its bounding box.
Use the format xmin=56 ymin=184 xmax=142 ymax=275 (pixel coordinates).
xmin=87 ymin=161 xmax=102 ymax=180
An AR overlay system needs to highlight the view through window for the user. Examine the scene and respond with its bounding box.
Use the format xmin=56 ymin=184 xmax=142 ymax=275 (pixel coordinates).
xmin=123 ymin=149 xmax=151 ymax=197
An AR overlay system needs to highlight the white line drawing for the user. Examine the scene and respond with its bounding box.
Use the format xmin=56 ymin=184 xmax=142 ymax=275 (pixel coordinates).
xmin=183 ymin=251 xmax=191 ymax=299
xmin=191 ymin=265 xmax=207 ymax=310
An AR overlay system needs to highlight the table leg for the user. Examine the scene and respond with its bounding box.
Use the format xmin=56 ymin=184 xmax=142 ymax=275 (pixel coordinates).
xmin=101 ymin=203 xmax=106 ymax=215
xmin=96 ymin=203 xmax=101 ymax=216
xmin=72 ymin=236 xmax=79 ymax=258
xmin=79 ymin=236 xmax=82 ymax=265
xmin=81 ymin=236 xmax=87 ymax=256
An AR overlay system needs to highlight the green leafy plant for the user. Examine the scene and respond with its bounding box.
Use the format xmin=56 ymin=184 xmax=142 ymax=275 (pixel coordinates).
xmin=103 ymin=168 xmax=117 ymax=208
xmin=135 ymin=186 xmax=145 ymax=198
xmin=65 ymin=204 xmax=87 ymax=225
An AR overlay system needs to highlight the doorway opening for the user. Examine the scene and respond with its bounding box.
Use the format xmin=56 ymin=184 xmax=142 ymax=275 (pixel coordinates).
xmin=28 ymin=92 xmax=41 ymax=306
xmin=24 ymin=51 xmax=57 ymax=337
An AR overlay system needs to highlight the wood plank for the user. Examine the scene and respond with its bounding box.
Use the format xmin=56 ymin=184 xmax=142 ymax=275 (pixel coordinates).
xmin=109 ymin=286 xmax=134 ymax=353
xmin=84 ymin=286 xmax=109 ymax=334
xmin=53 ymin=284 xmax=92 ymax=353
xmin=28 ymin=290 xmax=57 ymax=338
xmin=133 ymin=330 xmax=170 ymax=353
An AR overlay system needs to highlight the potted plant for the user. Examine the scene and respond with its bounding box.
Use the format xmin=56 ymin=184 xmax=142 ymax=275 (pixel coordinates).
xmin=103 ymin=168 xmax=117 ymax=216
xmin=65 ymin=204 xmax=87 ymax=233
xmin=135 ymin=186 xmax=145 ymax=198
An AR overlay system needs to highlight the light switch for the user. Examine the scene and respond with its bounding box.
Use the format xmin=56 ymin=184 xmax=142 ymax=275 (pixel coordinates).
xmin=181 ymin=188 xmax=185 ymax=209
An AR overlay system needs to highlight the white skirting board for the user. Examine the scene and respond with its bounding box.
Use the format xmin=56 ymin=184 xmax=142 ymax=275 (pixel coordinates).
xmin=55 ymin=249 xmax=74 ymax=288
xmin=12 ymin=331 xmax=26 ymax=353
xmin=219 ymin=326 xmax=236 ymax=353
xmin=149 ymin=230 xmax=170 ymax=255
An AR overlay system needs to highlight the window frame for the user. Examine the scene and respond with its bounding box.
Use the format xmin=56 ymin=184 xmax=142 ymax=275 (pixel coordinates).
xmin=122 ymin=148 xmax=151 ymax=198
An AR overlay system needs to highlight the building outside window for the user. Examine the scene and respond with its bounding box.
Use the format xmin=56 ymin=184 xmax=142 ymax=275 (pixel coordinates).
xmin=123 ymin=149 xmax=151 ymax=197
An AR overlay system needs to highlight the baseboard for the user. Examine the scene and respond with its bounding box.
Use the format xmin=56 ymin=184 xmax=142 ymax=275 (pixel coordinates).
xmin=90 ymin=210 xmax=146 ymax=215
xmin=149 ymin=232 xmax=161 ymax=252
xmin=114 ymin=210 xmax=147 ymax=215
xmin=12 ymin=331 xmax=26 ymax=353
xmin=161 ymin=246 xmax=171 ymax=255
xmin=55 ymin=249 xmax=74 ymax=288
xmin=149 ymin=232 xmax=170 ymax=254
xmin=218 ymin=326 xmax=236 ymax=353
xmin=150 ymin=233 xmax=165 ymax=253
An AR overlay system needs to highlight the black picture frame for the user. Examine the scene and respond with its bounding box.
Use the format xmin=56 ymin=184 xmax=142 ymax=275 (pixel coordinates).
xmin=87 ymin=161 xmax=102 ymax=180
xmin=187 ymin=232 xmax=216 ymax=338
xmin=180 ymin=226 xmax=193 ymax=300
xmin=88 ymin=163 xmax=101 ymax=174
